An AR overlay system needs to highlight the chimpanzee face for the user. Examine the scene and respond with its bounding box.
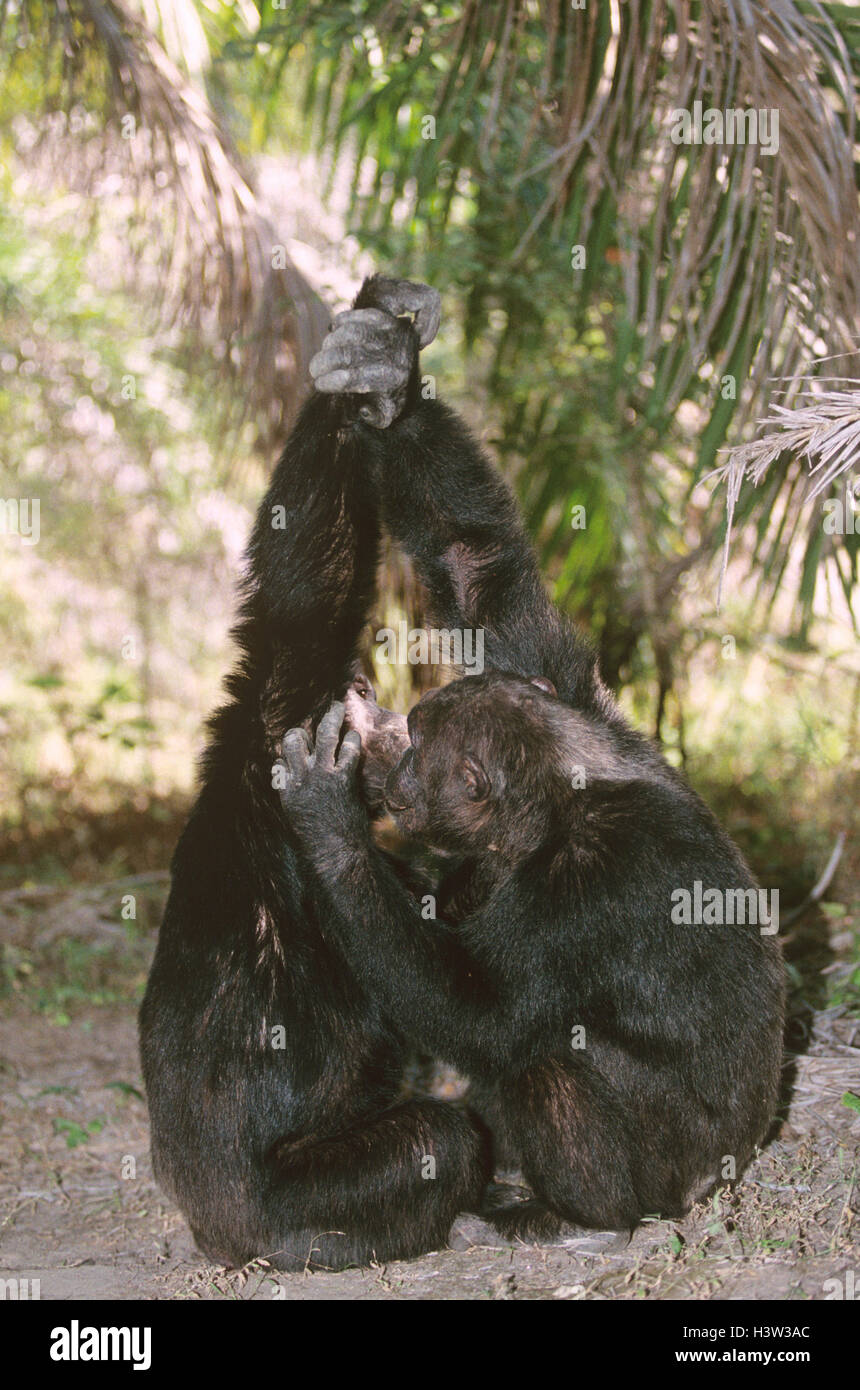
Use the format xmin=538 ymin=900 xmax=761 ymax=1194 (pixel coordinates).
xmin=343 ymin=673 xmax=410 ymax=816
xmin=382 ymin=672 xmax=562 ymax=856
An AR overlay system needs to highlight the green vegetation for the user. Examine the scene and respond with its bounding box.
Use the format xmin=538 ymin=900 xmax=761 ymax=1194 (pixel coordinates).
xmin=0 ymin=1 xmax=856 ymax=975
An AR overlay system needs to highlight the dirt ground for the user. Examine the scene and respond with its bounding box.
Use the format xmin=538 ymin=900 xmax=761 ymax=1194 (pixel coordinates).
xmin=1 ymin=873 xmax=858 ymax=1302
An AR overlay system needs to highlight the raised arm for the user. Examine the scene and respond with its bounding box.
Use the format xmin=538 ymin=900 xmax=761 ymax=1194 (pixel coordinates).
xmin=364 ymin=399 xmax=601 ymax=708
xmin=243 ymin=283 xmax=438 ymax=742
xmin=305 ymin=274 xmax=601 ymax=708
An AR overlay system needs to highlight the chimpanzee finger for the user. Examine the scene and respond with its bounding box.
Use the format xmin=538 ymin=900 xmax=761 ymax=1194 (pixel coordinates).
xmin=396 ymin=284 xmax=441 ymax=348
xmin=310 ymin=314 xmax=397 ymax=377
xmin=310 ymin=341 xmax=393 ymax=386
xmin=310 ymin=334 xmax=408 ymax=388
xmin=281 ymin=726 xmax=312 ymax=756
xmin=308 ymin=367 xmax=351 ymax=394
xmin=271 ymin=758 xmax=302 ymax=808
xmin=281 ymin=727 xmax=313 ymax=778
xmin=315 ymin=362 xmax=410 ymax=396
xmin=314 ymin=701 xmax=345 ymax=769
xmin=329 ymin=308 xmax=395 ymax=334
xmin=336 ymin=730 xmax=361 ymax=779
xmin=358 ymin=279 xmax=441 ymax=348
xmin=311 ymin=336 xmax=395 ymax=369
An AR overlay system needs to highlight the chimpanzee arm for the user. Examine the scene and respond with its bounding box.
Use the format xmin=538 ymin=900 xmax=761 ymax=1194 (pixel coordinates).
xmin=278 ymin=706 xmax=568 ymax=1073
xmin=306 ymin=276 xmax=598 ymax=704
xmin=357 ymin=398 xmax=602 ymax=709
xmin=242 ymin=283 xmax=439 ymax=743
xmin=307 ymin=276 xmax=595 ymax=704
xmin=244 ymin=393 xmax=380 ymax=742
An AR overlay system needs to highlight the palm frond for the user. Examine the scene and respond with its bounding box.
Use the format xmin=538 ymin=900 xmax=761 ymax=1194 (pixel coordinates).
xmin=715 ymin=376 xmax=860 ymax=603
xmin=3 ymin=0 xmax=331 ymax=443
xmin=720 ymin=389 xmax=860 ymax=497
xmin=239 ymin=0 xmax=860 ymax=633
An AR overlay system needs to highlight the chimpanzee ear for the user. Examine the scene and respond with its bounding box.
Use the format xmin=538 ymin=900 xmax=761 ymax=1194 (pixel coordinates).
xmin=463 ymin=755 xmax=491 ymax=802
xmin=530 ymin=676 xmax=557 ymax=696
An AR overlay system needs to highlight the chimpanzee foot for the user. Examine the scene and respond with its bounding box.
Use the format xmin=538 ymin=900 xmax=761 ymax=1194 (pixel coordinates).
xmin=309 ymin=277 xmax=441 ymax=428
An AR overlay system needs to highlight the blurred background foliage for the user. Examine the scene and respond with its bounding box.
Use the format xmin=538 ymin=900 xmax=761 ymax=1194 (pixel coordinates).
xmin=0 ymin=0 xmax=857 ymax=939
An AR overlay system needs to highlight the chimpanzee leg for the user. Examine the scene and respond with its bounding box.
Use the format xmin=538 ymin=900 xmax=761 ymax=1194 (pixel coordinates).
xmin=485 ymin=1055 xmax=695 ymax=1238
xmin=195 ymin=1099 xmax=489 ymax=1273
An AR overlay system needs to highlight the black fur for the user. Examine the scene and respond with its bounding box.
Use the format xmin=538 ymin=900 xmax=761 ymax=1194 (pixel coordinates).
xmin=139 ymin=279 xmax=489 ymax=1272
xmin=142 ymin=273 xmax=784 ymax=1264
xmin=277 ymin=319 xmax=786 ymax=1239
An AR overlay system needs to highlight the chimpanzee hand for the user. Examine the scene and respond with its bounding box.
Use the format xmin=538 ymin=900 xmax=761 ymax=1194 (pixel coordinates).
xmin=275 ymin=702 xmax=366 ymax=847
xmin=310 ymin=277 xmax=440 ymax=429
xmin=354 ymin=276 xmax=441 ymax=349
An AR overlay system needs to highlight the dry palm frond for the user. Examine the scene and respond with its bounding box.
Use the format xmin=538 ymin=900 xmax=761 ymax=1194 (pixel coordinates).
xmin=3 ymin=0 xmax=331 ymax=445
xmin=714 ymin=376 xmax=860 ymax=601
xmin=719 ymin=389 xmax=860 ymax=498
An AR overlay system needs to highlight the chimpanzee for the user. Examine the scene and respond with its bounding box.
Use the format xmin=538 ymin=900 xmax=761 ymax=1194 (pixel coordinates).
xmin=277 ymin=294 xmax=786 ymax=1239
xmin=139 ymin=278 xmax=493 ymax=1273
